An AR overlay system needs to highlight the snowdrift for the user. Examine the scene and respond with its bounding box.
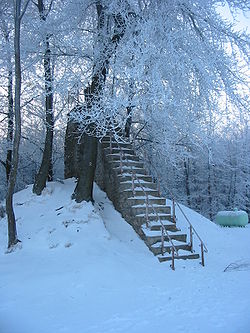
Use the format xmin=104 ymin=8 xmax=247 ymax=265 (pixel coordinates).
xmin=0 ymin=179 xmax=250 ymax=333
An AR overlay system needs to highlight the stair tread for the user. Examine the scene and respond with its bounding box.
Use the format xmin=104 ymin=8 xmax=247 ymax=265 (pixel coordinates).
xmin=101 ymin=134 xmax=205 ymax=267
xmin=120 ymin=180 xmax=153 ymax=184
xmin=158 ymin=251 xmax=200 ymax=261
xmin=106 ymin=152 xmax=135 ymax=156
xmin=114 ymin=166 xmax=145 ymax=170
xmin=132 ymin=203 xmax=169 ymax=206
xmin=102 ymin=140 xmax=130 ymax=144
xmin=105 ymin=147 xmax=133 ymax=150
xmin=151 ymin=239 xmax=187 ymax=247
xmin=136 ymin=213 xmax=171 ymax=217
xmin=124 ymin=188 xmax=158 ymax=192
xmin=149 ymin=219 xmax=173 ymax=224
xmin=110 ymin=159 xmax=141 ymax=163
xmin=142 ymin=227 xmax=182 ymax=236
xmin=118 ymin=173 xmax=148 ymax=177
xmin=145 ymin=232 xmax=187 ymax=241
xmin=128 ymin=195 xmax=165 ymax=200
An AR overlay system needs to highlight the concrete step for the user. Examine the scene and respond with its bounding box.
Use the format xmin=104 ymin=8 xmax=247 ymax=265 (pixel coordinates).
xmin=149 ymin=221 xmax=176 ymax=230
xmin=145 ymin=233 xmax=187 ymax=245
xmin=101 ymin=135 xmax=124 ymax=142
xmin=151 ymin=243 xmax=191 ymax=256
xmin=141 ymin=221 xmax=178 ymax=232
xmin=104 ymin=147 xmax=135 ymax=155
xmin=102 ymin=141 xmax=131 ymax=149
xmin=124 ymin=188 xmax=159 ymax=197
xmin=132 ymin=215 xmax=174 ymax=227
xmin=106 ymin=153 xmax=139 ymax=162
xmin=119 ymin=180 xmax=157 ymax=191
xmin=132 ymin=204 xmax=171 ymax=215
xmin=135 ymin=213 xmax=172 ymax=222
xmin=110 ymin=160 xmax=144 ymax=169
xmin=100 ymin=134 xmax=204 ymax=268
xmin=158 ymin=252 xmax=200 ymax=262
xmin=114 ymin=167 xmax=147 ymax=175
xmin=128 ymin=196 xmax=166 ymax=206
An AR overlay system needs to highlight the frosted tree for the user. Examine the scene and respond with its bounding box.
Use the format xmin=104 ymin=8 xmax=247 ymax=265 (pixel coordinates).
xmin=64 ymin=0 xmax=249 ymax=205
xmin=0 ymin=0 xmax=249 ymax=221
xmin=6 ymin=0 xmax=30 ymax=248
xmin=0 ymin=1 xmax=14 ymax=182
xmin=32 ymin=0 xmax=55 ymax=195
xmin=117 ymin=0 xmax=249 ymax=215
xmin=68 ymin=0 xmax=133 ymax=202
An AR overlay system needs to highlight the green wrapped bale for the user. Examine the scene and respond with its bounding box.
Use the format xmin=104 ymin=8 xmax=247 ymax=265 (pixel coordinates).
xmin=215 ymin=210 xmax=248 ymax=227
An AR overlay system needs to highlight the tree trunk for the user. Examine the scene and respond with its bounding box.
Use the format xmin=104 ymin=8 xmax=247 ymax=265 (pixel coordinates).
xmin=125 ymin=80 xmax=134 ymax=138
xmin=6 ymin=68 xmax=14 ymax=182
xmin=33 ymin=1 xmax=54 ymax=195
xmin=64 ymin=111 xmax=79 ymax=179
xmin=72 ymin=134 xmax=97 ymax=202
xmin=2 ymin=29 xmax=14 ymax=182
xmin=6 ymin=0 xmax=22 ymax=248
xmin=72 ymin=3 xmax=126 ymax=202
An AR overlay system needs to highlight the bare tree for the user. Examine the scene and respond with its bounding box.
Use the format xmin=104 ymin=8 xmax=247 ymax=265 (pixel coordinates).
xmin=6 ymin=0 xmax=30 ymax=248
xmin=0 ymin=2 xmax=14 ymax=182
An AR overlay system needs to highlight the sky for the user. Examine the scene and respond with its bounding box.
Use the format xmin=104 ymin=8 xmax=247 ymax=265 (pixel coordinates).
xmin=217 ymin=4 xmax=250 ymax=32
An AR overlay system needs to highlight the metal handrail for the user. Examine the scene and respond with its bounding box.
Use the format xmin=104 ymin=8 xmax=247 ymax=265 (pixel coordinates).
xmin=109 ymin=135 xmax=178 ymax=270
xmin=141 ymin=149 xmax=208 ymax=264
xmin=131 ymin=171 xmax=178 ymax=249
xmin=108 ymin=133 xmax=208 ymax=267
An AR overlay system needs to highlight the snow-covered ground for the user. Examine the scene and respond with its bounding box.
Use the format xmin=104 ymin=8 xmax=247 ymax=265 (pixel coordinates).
xmin=0 ymin=179 xmax=250 ymax=333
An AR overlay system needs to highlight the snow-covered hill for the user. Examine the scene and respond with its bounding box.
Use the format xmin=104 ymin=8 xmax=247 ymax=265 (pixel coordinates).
xmin=0 ymin=179 xmax=250 ymax=333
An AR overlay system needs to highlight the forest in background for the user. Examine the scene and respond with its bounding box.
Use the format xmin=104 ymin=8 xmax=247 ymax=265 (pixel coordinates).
xmin=0 ymin=0 xmax=249 ymax=240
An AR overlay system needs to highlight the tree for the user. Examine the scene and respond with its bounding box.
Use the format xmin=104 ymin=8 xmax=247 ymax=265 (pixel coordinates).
xmin=32 ymin=0 xmax=54 ymax=195
xmin=0 ymin=1 xmax=14 ymax=182
xmin=70 ymin=1 xmax=129 ymax=202
xmin=6 ymin=0 xmax=30 ymax=248
xmin=0 ymin=0 xmax=249 ymax=224
xmin=112 ymin=0 xmax=249 ymax=218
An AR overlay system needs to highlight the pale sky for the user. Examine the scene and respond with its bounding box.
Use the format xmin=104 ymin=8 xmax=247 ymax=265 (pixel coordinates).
xmin=217 ymin=5 xmax=250 ymax=33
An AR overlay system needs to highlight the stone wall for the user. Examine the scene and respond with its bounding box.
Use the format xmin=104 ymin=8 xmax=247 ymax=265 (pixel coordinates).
xmin=95 ymin=142 xmax=143 ymax=235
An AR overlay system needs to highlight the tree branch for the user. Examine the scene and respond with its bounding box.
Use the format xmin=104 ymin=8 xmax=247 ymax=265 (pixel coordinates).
xmin=20 ymin=0 xmax=31 ymax=21
xmin=0 ymin=160 xmax=6 ymax=169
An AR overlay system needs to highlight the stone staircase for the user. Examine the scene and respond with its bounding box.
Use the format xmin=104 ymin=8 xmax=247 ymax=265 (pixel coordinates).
xmin=95 ymin=136 xmax=202 ymax=267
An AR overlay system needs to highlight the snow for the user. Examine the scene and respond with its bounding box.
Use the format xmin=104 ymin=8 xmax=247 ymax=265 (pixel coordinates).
xmin=127 ymin=195 xmax=165 ymax=199
xmin=142 ymin=228 xmax=183 ymax=237
xmin=124 ymin=187 xmax=157 ymax=192
xmin=0 ymin=179 xmax=250 ymax=333
xmin=132 ymin=203 xmax=167 ymax=208
xmin=151 ymin=239 xmax=185 ymax=248
xmin=136 ymin=213 xmax=171 ymax=217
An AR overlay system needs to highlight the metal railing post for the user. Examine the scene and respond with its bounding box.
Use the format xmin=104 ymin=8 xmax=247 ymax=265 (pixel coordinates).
xmin=172 ymin=198 xmax=176 ymax=224
xmin=189 ymin=225 xmax=193 ymax=252
xmin=161 ymin=226 xmax=164 ymax=256
xmin=132 ymin=170 xmax=135 ymax=196
xmin=145 ymin=193 xmax=149 ymax=228
xmin=109 ymin=134 xmax=112 ymax=154
xmin=171 ymin=247 xmax=175 ymax=271
xmin=120 ymin=139 xmax=208 ymax=269
xmin=157 ymin=179 xmax=161 ymax=196
xmin=201 ymin=243 xmax=205 ymax=267
xmin=132 ymin=138 xmax=136 ymax=152
xmin=119 ymin=151 xmax=123 ymax=175
xmin=116 ymin=141 xmax=180 ymax=265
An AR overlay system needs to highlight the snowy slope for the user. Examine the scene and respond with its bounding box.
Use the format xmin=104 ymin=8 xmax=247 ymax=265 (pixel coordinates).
xmin=0 ymin=179 xmax=250 ymax=333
